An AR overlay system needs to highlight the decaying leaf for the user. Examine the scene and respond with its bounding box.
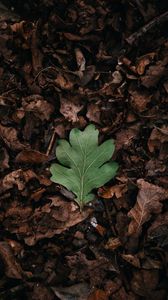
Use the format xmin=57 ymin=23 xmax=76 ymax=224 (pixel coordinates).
xmin=128 ymin=179 xmax=168 ymax=236
xmin=86 ymin=102 xmax=101 ymax=124
xmin=60 ymin=97 xmax=84 ymax=123
xmin=0 ymin=124 xmax=26 ymax=150
xmin=50 ymin=125 xmax=118 ymax=209
xmin=0 ymin=241 xmax=24 ymax=279
xmin=148 ymin=126 xmax=168 ymax=159
xmin=22 ymin=95 xmax=54 ymax=121
xmin=98 ymin=184 xmax=127 ymax=199
xmin=15 ymin=149 xmax=48 ymax=164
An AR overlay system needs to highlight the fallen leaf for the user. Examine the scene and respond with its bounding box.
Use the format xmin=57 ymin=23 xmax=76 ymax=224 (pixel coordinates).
xmin=136 ymin=52 xmax=155 ymax=75
xmin=67 ymin=251 xmax=118 ymax=286
xmin=0 ymin=241 xmax=24 ymax=279
xmin=54 ymin=73 xmax=74 ymax=90
xmin=0 ymin=124 xmax=26 ymax=150
xmin=105 ymin=237 xmax=122 ymax=250
xmin=120 ymin=254 xmax=140 ymax=268
xmin=15 ymin=149 xmax=48 ymax=164
xmin=75 ymin=48 xmax=86 ymax=72
xmin=98 ymin=184 xmax=127 ymax=199
xmin=128 ymin=179 xmax=168 ymax=236
xmin=141 ymin=59 xmax=168 ymax=88
xmin=88 ymin=289 xmax=108 ymax=300
xmin=86 ymin=102 xmax=101 ymax=124
xmin=115 ymin=124 xmax=140 ymax=151
xmin=60 ymin=97 xmax=84 ymax=123
xmin=129 ymin=88 xmax=152 ymax=112
xmin=131 ymin=270 xmax=159 ymax=297
xmin=0 ymin=147 xmax=9 ymax=170
xmin=148 ymin=212 xmax=168 ymax=247
xmin=22 ymin=95 xmax=54 ymax=121
xmin=24 ymin=196 xmax=92 ymax=246
xmin=51 ymin=283 xmax=90 ymax=300
xmin=148 ymin=126 xmax=168 ymax=159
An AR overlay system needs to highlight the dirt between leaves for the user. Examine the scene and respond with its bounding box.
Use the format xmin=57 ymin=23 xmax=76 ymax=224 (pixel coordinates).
xmin=0 ymin=0 xmax=168 ymax=299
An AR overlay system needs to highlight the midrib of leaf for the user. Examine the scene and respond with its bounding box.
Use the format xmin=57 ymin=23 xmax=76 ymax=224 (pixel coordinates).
xmin=76 ymin=134 xmax=88 ymax=205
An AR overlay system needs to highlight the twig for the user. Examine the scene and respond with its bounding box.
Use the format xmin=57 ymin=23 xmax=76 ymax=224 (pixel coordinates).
xmin=126 ymin=10 xmax=168 ymax=45
xmin=46 ymin=128 xmax=57 ymax=156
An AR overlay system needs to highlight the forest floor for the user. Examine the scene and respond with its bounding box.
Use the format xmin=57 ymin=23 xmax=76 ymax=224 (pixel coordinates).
xmin=0 ymin=1 xmax=168 ymax=299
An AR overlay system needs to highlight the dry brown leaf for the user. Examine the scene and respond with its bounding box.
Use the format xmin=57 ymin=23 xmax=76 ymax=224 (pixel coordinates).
xmin=98 ymin=184 xmax=127 ymax=199
xmin=11 ymin=21 xmax=34 ymax=40
xmin=128 ymin=179 xmax=168 ymax=236
xmin=0 ymin=241 xmax=24 ymax=279
xmin=88 ymin=289 xmax=108 ymax=300
xmin=54 ymin=73 xmax=74 ymax=90
xmin=141 ymin=59 xmax=168 ymax=88
xmin=0 ymin=147 xmax=9 ymax=170
xmin=60 ymin=97 xmax=84 ymax=123
xmin=75 ymin=48 xmax=86 ymax=72
xmin=115 ymin=124 xmax=140 ymax=151
xmin=24 ymin=196 xmax=92 ymax=246
xmin=120 ymin=254 xmax=140 ymax=268
xmin=51 ymin=283 xmax=90 ymax=300
xmin=86 ymin=102 xmax=101 ymax=124
xmin=0 ymin=124 xmax=26 ymax=150
xmin=105 ymin=237 xmax=122 ymax=250
xmin=136 ymin=52 xmax=155 ymax=75
xmin=148 ymin=126 xmax=168 ymax=159
xmin=15 ymin=149 xmax=48 ymax=164
xmin=129 ymin=88 xmax=152 ymax=112
xmin=22 ymin=95 xmax=54 ymax=121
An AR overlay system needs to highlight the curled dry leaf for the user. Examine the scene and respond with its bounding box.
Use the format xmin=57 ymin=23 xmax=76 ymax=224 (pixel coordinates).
xmin=128 ymin=179 xmax=168 ymax=236
xmin=0 ymin=124 xmax=26 ymax=151
xmin=0 ymin=241 xmax=24 ymax=279
xmin=54 ymin=73 xmax=74 ymax=90
xmin=115 ymin=124 xmax=140 ymax=151
xmin=22 ymin=95 xmax=54 ymax=121
xmin=120 ymin=254 xmax=140 ymax=268
xmin=60 ymin=97 xmax=84 ymax=123
xmin=0 ymin=169 xmax=51 ymax=194
xmin=75 ymin=48 xmax=86 ymax=72
xmin=136 ymin=52 xmax=155 ymax=75
xmin=129 ymin=88 xmax=152 ymax=112
xmin=141 ymin=59 xmax=168 ymax=88
xmin=0 ymin=147 xmax=9 ymax=170
xmin=98 ymin=184 xmax=127 ymax=199
xmin=86 ymin=102 xmax=101 ymax=124
xmin=15 ymin=149 xmax=48 ymax=164
xmin=148 ymin=126 xmax=168 ymax=159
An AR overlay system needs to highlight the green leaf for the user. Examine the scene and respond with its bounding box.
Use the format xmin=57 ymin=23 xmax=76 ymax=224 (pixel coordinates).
xmin=50 ymin=124 xmax=118 ymax=209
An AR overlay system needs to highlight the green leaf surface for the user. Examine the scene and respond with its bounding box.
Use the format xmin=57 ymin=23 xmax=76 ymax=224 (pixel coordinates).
xmin=50 ymin=124 xmax=118 ymax=209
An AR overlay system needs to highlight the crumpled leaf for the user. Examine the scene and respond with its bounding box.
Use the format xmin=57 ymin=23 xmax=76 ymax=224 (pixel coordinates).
xmin=148 ymin=212 xmax=168 ymax=247
xmin=22 ymin=95 xmax=54 ymax=121
xmin=0 ymin=124 xmax=26 ymax=150
xmin=50 ymin=124 xmax=118 ymax=209
xmin=148 ymin=126 xmax=168 ymax=159
xmin=0 ymin=241 xmax=25 ymax=279
xmin=98 ymin=183 xmax=127 ymax=199
xmin=128 ymin=179 xmax=168 ymax=236
xmin=60 ymin=97 xmax=84 ymax=123
xmin=86 ymin=102 xmax=101 ymax=124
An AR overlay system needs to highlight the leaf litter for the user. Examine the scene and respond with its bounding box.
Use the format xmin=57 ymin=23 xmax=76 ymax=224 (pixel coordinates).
xmin=0 ymin=0 xmax=168 ymax=299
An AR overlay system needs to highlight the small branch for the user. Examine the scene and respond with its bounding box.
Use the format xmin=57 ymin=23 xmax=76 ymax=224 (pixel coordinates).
xmin=126 ymin=10 xmax=168 ymax=45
